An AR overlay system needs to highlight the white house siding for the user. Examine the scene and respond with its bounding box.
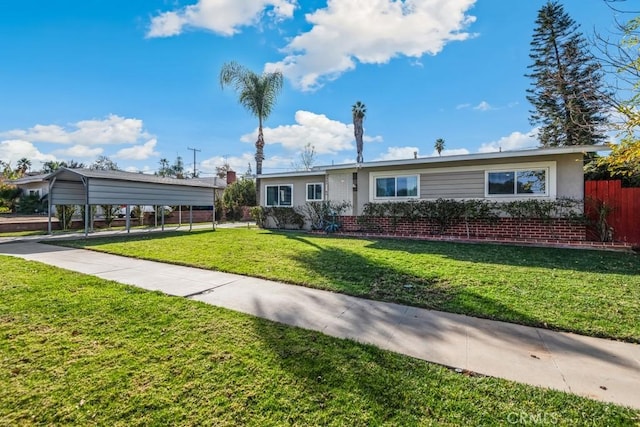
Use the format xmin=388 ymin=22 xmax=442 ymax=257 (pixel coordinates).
xmin=261 ymin=175 xmax=326 ymax=207
xmin=555 ymin=154 xmax=585 ymax=200
xmin=326 ymin=172 xmax=354 ymax=215
xmin=357 ymin=153 xmax=584 ymax=204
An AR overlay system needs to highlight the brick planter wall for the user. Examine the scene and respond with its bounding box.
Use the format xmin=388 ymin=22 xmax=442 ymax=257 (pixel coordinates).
xmin=339 ymin=216 xmax=587 ymax=242
xmin=0 ymin=210 xmax=215 ymax=233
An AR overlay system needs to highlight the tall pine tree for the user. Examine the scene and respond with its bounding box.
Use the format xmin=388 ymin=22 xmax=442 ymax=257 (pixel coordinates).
xmin=527 ymin=1 xmax=608 ymax=147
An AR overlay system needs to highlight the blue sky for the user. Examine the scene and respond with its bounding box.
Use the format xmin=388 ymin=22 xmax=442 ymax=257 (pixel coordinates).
xmin=0 ymin=0 xmax=621 ymax=176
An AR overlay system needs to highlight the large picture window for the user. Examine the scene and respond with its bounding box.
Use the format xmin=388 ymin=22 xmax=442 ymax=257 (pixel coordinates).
xmin=487 ymin=169 xmax=547 ymax=196
xmin=375 ymin=175 xmax=418 ymax=199
xmin=265 ymin=185 xmax=293 ymax=206
xmin=306 ymin=183 xmax=323 ymax=201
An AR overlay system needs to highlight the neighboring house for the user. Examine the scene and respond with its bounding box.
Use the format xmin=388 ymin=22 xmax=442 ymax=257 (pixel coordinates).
xmin=9 ymin=173 xmax=49 ymax=199
xmin=258 ymin=145 xmax=609 ymax=241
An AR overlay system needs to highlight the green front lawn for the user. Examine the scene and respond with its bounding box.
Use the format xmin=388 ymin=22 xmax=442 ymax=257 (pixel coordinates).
xmin=56 ymin=228 xmax=640 ymax=342
xmin=1 ymin=256 xmax=636 ymax=425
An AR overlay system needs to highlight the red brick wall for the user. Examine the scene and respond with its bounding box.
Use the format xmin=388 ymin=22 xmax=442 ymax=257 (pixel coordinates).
xmin=0 ymin=210 xmax=215 ymax=233
xmin=339 ymin=216 xmax=587 ymax=241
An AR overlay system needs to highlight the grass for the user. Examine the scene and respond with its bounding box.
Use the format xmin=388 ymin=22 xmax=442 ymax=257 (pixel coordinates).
xmin=0 ymin=230 xmax=46 ymax=237
xmin=56 ymin=228 xmax=640 ymax=342
xmin=1 ymin=256 xmax=637 ymax=425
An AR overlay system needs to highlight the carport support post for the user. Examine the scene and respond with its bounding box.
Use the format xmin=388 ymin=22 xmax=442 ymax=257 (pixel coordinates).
xmin=154 ymin=205 xmax=158 ymax=228
xmin=47 ymin=177 xmax=54 ymax=234
xmin=84 ymin=203 xmax=89 ymax=238
xmin=178 ymin=206 xmax=182 ymax=226
xmin=161 ymin=207 xmax=165 ymax=231
xmin=189 ymin=206 xmax=193 ymax=232
xmin=125 ymin=205 xmax=131 ymax=233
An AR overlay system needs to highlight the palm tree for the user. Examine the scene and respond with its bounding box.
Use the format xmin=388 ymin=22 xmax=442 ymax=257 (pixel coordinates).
xmin=434 ymin=138 xmax=445 ymax=156
xmin=16 ymin=158 xmax=31 ymax=176
xmin=219 ymin=61 xmax=284 ymax=177
xmin=352 ymin=101 xmax=366 ymax=163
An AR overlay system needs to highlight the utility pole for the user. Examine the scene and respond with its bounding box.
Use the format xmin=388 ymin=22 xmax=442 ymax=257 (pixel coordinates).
xmin=187 ymin=147 xmax=201 ymax=178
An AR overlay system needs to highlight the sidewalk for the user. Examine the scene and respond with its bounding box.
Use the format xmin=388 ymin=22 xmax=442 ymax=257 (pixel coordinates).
xmin=0 ymin=239 xmax=638 ymax=410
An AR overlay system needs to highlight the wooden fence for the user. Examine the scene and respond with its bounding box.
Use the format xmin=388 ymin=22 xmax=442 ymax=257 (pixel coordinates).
xmin=585 ymin=180 xmax=640 ymax=245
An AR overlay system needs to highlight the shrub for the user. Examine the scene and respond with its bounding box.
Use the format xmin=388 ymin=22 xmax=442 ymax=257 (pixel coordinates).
xmin=296 ymin=200 xmax=351 ymax=231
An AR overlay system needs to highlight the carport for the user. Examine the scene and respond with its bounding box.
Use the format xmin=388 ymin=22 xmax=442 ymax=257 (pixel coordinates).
xmin=45 ymin=168 xmax=219 ymax=236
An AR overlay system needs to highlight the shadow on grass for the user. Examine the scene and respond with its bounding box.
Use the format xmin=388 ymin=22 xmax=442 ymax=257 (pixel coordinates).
xmin=315 ymin=233 xmax=640 ymax=276
xmin=282 ymin=233 xmax=545 ymax=326
xmin=46 ymin=229 xmax=215 ymax=247
xmin=278 ymin=233 xmax=640 ymax=342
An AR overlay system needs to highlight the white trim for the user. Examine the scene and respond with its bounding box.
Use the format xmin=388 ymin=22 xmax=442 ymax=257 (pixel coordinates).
xmin=370 ymin=173 xmax=420 ymax=201
xmin=483 ymin=161 xmax=556 ymax=200
xmin=305 ymin=182 xmax=324 ymax=202
xmin=368 ymin=161 xmax=557 ymax=202
xmin=264 ymin=184 xmax=293 ymax=207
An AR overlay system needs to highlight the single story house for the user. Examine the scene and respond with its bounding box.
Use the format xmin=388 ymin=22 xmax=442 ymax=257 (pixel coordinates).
xmin=258 ymin=145 xmax=609 ymax=241
xmin=9 ymin=173 xmax=49 ymax=199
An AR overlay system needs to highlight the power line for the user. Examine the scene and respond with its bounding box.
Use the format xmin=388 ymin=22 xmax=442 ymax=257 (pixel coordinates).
xmin=187 ymin=147 xmax=201 ymax=177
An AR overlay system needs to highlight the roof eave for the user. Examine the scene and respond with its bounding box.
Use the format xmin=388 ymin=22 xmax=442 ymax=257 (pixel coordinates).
xmin=317 ymin=145 xmax=611 ymax=171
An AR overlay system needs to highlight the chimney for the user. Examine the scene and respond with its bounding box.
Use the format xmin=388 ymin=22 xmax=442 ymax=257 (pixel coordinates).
xmin=226 ymin=170 xmax=237 ymax=185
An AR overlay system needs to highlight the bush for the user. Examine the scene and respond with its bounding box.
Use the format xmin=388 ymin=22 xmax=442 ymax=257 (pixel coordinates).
xmin=16 ymin=194 xmax=45 ymax=214
xmin=296 ymin=201 xmax=351 ymax=230
xmin=261 ymin=207 xmax=305 ymax=229
xmin=358 ymin=198 xmax=581 ymax=235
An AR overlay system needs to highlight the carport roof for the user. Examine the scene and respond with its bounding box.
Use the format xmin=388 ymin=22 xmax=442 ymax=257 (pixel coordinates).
xmin=46 ymin=168 xmax=221 ymax=188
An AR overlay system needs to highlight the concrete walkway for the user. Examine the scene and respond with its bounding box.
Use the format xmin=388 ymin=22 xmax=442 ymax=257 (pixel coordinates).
xmin=0 ymin=239 xmax=639 ymax=410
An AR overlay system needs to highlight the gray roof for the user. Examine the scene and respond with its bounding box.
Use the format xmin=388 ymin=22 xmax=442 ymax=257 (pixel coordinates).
xmin=258 ymin=145 xmax=611 ymax=178
xmin=47 ymin=168 xmax=221 ymax=188
xmin=9 ymin=173 xmax=49 ymax=185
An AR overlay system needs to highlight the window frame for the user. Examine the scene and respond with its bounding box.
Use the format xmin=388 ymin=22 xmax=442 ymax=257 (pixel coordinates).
xmin=265 ymin=184 xmax=293 ymax=207
xmin=372 ymin=174 xmax=420 ymax=200
xmin=485 ymin=167 xmax=549 ymax=198
xmin=305 ymin=182 xmax=324 ymax=202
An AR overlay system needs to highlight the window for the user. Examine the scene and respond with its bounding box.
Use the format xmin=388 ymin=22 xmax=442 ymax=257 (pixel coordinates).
xmin=265 ymin=185 xmax=292 ymax=206
xmin=29 ymin=190 xmax=40 ymax=196
xmin=375 ymin=175 xmax=418 ymax=199
xmin=306 ymin=183 xmax=323 ymax=201
xmin=487 ymin=169 xmax=547 ymax=196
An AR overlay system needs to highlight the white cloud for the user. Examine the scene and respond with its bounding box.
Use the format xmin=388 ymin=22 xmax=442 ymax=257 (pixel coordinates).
xmin=147 ymin=0 xmax=296 ymax=38
xmin=0 ymin=139 xmax=57 ymax=170
xmin=1 ymin=114 xmax=151 ymax=146
xmin=456 ymin=103 xmax=471 ymax=110
xmin=125 ymin=165 xmax=154 ymax=174
xmin=375 ymin=146 xmax=420 ymax=161
xmin=265 ymin=0 xmax=477 ymax=90
xmin=240 ymin=110 xmax=382 ymax=154
xmin=114 ymin=139 xmax=159 ymax=160
xmin=473 ymin=101 xmax=492 ymax=111
xmin=54 ymin=145 xmax=103 ymax=159
xmin=200 ymin=152 xmax=256 ymax=175
xmin=478 ymin=130 xmax=539 ymax=153
xmin=200 ymin=152 xmax=308 ymax=175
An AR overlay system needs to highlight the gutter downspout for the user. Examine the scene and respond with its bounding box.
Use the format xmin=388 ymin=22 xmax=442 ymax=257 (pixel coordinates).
xmin=47 ymin=177 xmax=56 ymax=234
xmin=82 ymin=177 xmax=89 ymax=238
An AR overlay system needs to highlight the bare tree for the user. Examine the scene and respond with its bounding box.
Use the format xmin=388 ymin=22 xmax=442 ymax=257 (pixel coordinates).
xmin=292 ymin=143 xmax=316 ymax=171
